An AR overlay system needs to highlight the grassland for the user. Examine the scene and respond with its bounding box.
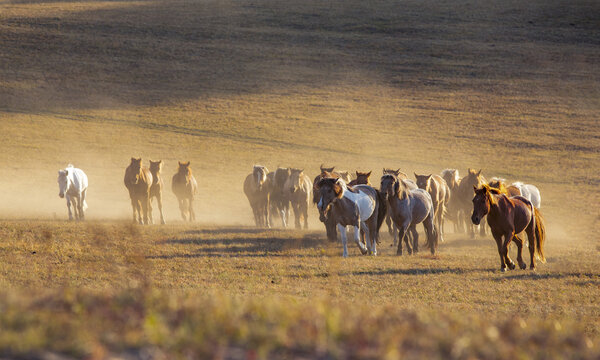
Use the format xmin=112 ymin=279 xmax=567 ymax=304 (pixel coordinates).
xmin=0 ymin=0 xmax=599 ymax=358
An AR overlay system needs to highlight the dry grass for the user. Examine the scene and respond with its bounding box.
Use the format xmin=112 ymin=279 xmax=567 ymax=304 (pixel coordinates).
xmin=0 ymin=0 xmax=599 ymax=357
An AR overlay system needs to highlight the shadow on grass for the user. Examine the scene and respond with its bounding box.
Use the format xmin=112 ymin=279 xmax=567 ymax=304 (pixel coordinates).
xmin=486 ymin=272 xmax=599 ymax=281
xmin=347 ymin=267 xmax=495 ymax=276
xmin=149 ymin=232 xmax=327 ymax=259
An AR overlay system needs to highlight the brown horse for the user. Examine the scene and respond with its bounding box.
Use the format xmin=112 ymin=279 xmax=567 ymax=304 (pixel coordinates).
xmin=488 ymin=178 xmax=521 ymax=197
xmin=456 ymin=168 xmax=487 ymax=238
xmin=124 ymin=157 xmax=153 ymax=225
xmin=148 ymin=160 xmax=166 ymax=225
xmin=270 ymin=167 xmax=291 ymax=227
xmin=472 ymin=184 xmax=546 ymax=271
xmin=319 ymin=165 xmax=352 ymax=184
xmin=348 ymin=171 xmax=372 ymax=186
xmin=313 ymin=170 xmax=339 ymax=241
xmin=285 ymin=168 xmax=312 ymax=229
xmin=243 ymin=165 xmax=271 ymax=228
xmin=441 ymin=169 xmax=463 ymax=232
xmin=172 ymin=161 xmax=197 ymax=221
xmin=382 ymin=168 xmax=408 ymax=237
xmin=415 ymin=173 xmax=450 ymax=242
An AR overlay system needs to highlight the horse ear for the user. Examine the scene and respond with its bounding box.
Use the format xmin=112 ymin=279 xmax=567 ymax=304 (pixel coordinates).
xmin=414 ymin=172 xmax=418 ymax=178
xmin=366 ymin=171 xmax=371 ymax=177
xmin=427 ymin=174 xmax=432 ymax=179
xmin=64 ymin=169 xmax=69 ymax=176
xmin=178 ymin=161 xmax=182 ymax=166
xmin=356 ymin=171 xmax=360 ymax=176
xmin=186 ymin=161 xmax=190 ymax=166
xmin=477 ymin=169 xmax=482 ymax=176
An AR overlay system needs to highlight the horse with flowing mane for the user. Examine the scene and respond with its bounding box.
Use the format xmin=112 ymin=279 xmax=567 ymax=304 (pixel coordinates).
xmin=415 ymin=173 xmax=450 ymax=242
xmin=244 ymin=165 xmax=271 ymax=228
xmin=441 ymin=169 xmax=462 ymax=232
xmin=348 ymin=171 xmax=372 ymax=186
xmin=510 ymin=182 xmax=541 ymax=208
xmin=380 ymin=174 xmax=438 ymax=255
xmin=285 ymin=168 xmax=312 ymax=229
xmin=57 ymin=164 xmax=88 ymax=221
xmin=172 ymin=161 xmax=197 ymax=221
xmin=316 ymin=178 xmax=386 ymax=257
xmin=124 ymin=158 xmax=153 ymax=224
xmin=456 ymin=168 xmax=487 ymax=237
xmin=472 ymin=184 xmax=546 ymax=271
xmin=148 ymin=160 xmax=166 ymax=225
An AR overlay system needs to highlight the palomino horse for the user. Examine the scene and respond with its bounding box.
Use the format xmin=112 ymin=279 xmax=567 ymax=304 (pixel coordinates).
xmin=456 ymin=168 xmax=487 ymax=237
xmin=441 ymin=169 xmax=463 ymax=232
xmin=148 ymin=160 xmax=166 ymax=225
xmin=124 ymin=158 xmax=153 ymax=225
xmin=316 ymin=178 xmax=386 ymax=257
xmin=270 ymin=167 xmax=291 ymax=227
xmin=285 ymin=168 xmax=312 ymax=229
xmin=313 ymin=170 xmax=339 ymax=241
xmin=472 ymin=184 xmax=546 ymax=271
xmin=380 ymin=174 xmax=438 ymax=255
xmin=415 ymin=173 xmax=450 ymax=242
xmin=243 ymin=165 xmax=271 ymax=228
xmin=57 ymin=164 xmax=88 ymax=221
xmin=348 ymin=171 xmax=372 ymax=186
xmin=172 ymin=161 xmax=197 ymax=221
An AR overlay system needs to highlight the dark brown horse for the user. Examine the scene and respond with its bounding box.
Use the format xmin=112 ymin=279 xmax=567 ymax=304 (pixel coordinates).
xmin=456 ymin=168 xmax=487 ymax=238
xmin=172 ymin=161 xmax=197 ymax=221
xmin=124 ymin=157 xmax=153 ymax=225
xmin=472 ymin=184 xmax=546 ymax=271
xmin=348 ymin=171 xmax=372 ymax=186
xmin=270 ymin=167 xmax=291 ymax=227
xmin=148 ymin=160 xmax=166 ymax=225
xmin=382 ymin=168 xmax=408 ymax=238
xmin=313 ymin=170 xmax=339 ymax=241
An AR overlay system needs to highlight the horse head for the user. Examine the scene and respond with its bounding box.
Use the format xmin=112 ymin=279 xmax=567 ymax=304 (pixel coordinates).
xmin=127 ymin=157 xmax=143 ymax=185
xmin=177 ymin=161 xmax=192 ymax=183
xmin=253 ymin=165 xmax=268 ymax=191
xmin=274 ymin=167 xmax=290 ymax=190
xmin=414 ymin=173 xmax=433 ymax=192
xmin=471 ymin=184 xmax=497 ymax=225
xmin=288 ymin=168 xmax=304 ymax=194
xmin=57 ymin=169 xmax=71 ymax=198
xmin=315 ymin=177 xmax=344 ymax=222
xmin=320 ymin=164 xmax=335 ymax=173
xmin=355 ymin=171 xmax=372 ymax=185
xmin=149 ymin=160 xmax=163 ymax=175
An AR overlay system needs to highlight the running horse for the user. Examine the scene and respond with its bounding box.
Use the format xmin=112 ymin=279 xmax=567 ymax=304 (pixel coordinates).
xmin=348 ymin=171 xmax=372 ymax=186
xmin=313 ymin=170 xmax=339 ymax=241
xmin=472 ymin=184 xmax=546 ymax=271
xmin=172 ymin=161 xmax=198 ymax=221
xmin=124 ymin=158 xmax=153 ymax=225
xmin=244 ymin=165 xmax=271 ymax=227
xmin=148 ymin=160 xmax=166 ymax=224
xmin=57 ymin=164 xmax=88 ymax=221
xmin=285 ymin=168 xmax=312 ymax=229
xmin=456 ymin=168 xmax=487 ymax=237
xmin=316 ymin=178 xmax=386 ymax=257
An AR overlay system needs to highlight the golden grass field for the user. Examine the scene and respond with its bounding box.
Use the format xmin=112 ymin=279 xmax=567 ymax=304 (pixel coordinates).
xmin=0 ymin=0 xmax=599 ymax=358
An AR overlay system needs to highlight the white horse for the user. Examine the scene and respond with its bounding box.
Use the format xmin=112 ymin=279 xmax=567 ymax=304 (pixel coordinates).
xmin=511 ymin=182 xmax=541 ymax=208
xmin=57 ymin=164 xmax=88 ymax=220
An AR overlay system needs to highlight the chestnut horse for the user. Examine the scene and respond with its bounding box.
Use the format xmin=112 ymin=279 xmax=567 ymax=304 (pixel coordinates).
xmin=488 ymin=178 xmax=521 ymax=197
xmin=320 ymin=165 xmax=352 ymax=184
xmin=124 ymin=157 xmax=153 ymax=225
xmin=380 ymin=174 xmax=438 ymax=255
xmin=285 ymin=168 xmax=312 ymax=229
xmin=172 ymin=161 xmax=197 ymax=221
xmin=148 ymin=160 xmax=166 ymax=224
xmin=243 ymin=165 xmax=270 ymax=228
xmin=316 ymin=178 xmax=386 ymax=257
xmin=415 ymin=173 xmax=450 ymax=242
xmin=472 ymin=184 xmax=546 ymax=271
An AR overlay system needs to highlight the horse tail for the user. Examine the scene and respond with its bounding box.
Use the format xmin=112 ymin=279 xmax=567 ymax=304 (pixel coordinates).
xmin=533 ymin=207 xmax=546 ymax=263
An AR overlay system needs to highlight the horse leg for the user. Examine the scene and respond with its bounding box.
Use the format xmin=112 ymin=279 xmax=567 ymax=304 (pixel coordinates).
xmin=353 ymin=224 xmax=368 ymax=255
xmin=135 ymin=199 xmax=143 ymax=224
xmin=503 ymin=232 xmax=516 ymax=270
xmin=438 ymin=204 xmax=445 ymax=242
xmin=251 ymin=203 xmax=260 ymax=227
xmin=362 ymin=221 xmax=375 ymax=256
xmin=396 ymin=222 xmax=409 ymax=256
xmin=423 ymin=214 xmax=437 ymax=255
xmin=386 ymin=213 xmax=393 ymax=237
xmin=410 ymin=225 xmax=418 ymax=254
xmin=188 ymin=198 xmax=195 ymax=222
xmin=157 ymin=194 xmax=166 ymax=225
xmin=66 ymin=195 xmax=74 ymax=221
xmin=404 ymin=225 xmax=414 ymax=255
xmin=513 ymin=235 xmax=527 ymax=270
xmin=302 ymin=202 xmax=309 ymax=229
xmin=178 ymin=199 xmax=187 ymax=221
xmin=338 ymin=224 xmax=349 ymax=258
xmin=140 ymin=195 xmax=150 ymax=225
xmin=390 ymin=222 xmax=397 ymax=247
xmin=293 ymin=201 xmax=301 ymax=229
xmin=147 ymin=196 xmax=154 ymax=225
xmin=492 ymin=232 xmax=507 ymax=272
xmin=130 ymin=197 xmax=138 ymax=223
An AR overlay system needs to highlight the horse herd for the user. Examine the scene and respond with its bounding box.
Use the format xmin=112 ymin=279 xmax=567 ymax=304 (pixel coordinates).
xmin=244 ymin=164 xmax=547 ymax=271
xmin=56 ymin=159 xmax=547 ymax=271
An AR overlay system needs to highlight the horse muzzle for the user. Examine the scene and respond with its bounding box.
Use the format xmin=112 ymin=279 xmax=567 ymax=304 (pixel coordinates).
xmin=59 ymin=193 xmax=64 ymax=199
xmin=471 ymin=213 xmax=481 ymax=225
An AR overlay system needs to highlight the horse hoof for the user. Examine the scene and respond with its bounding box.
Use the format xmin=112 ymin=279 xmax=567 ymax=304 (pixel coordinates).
xmin=519 ymin=263 xmax=527 ymax=270
xmin=508 ymin=262 xmax=516 ymax=270
xmin=500 ymin=267 xmax=507 ymax=272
